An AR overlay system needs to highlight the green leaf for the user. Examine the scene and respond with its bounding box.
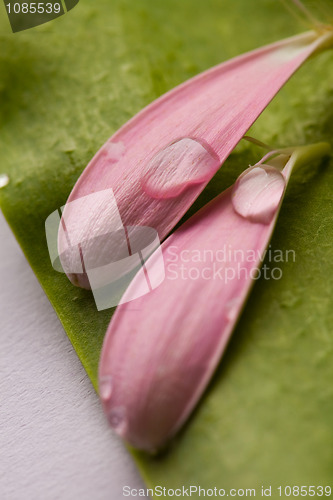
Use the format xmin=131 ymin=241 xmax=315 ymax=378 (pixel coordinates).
xmin=1 ymin=0 xmax=333 ymax=492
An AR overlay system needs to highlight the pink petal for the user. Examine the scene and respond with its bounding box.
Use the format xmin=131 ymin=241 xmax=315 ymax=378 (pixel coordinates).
xmin=98 ymin=143 xmax=330 ymax=452
xmin=58 ymin=30 xmax=333 ymax=288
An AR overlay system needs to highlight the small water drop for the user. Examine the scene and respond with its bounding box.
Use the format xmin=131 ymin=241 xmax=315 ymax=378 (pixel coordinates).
xmin=232 ymin=165 xmax=286 ymax=224
xmin=0 ymin=174 xmax=9 ymax=189
xmin=108 ymin=406 xmax=128 ymax=436
xmin=141 ymin=138 xmax=220 ymax=199
xmin=225 ymin=298 xmax=242 ymax=322
xmin=99 ymin=375 xmax=113 ymax=401
xmin=104 ymin=140 xmax=125 ymax=161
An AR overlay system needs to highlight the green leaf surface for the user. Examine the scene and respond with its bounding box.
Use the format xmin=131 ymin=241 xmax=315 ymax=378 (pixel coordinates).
xmin=1 ymin=0 xmax=333 ymax=495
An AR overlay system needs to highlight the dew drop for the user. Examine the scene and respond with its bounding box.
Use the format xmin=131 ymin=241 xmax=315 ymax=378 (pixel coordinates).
xmin=99 ymin=375 xmax=113 ymax=401
xmin=104 ymin=140 xmax=125 ymax=161
xmin=108 ymin=406 xmax=128 ymax=436
xmin=225 ymin=298 xmax=242 ymax=322
xmin=141 ymin=138 xmax=220 ymax=199
xmin=0 ymin=174 xmax=9 ymax=189
xmin=232 ymin=165 xmax=286 ymax=224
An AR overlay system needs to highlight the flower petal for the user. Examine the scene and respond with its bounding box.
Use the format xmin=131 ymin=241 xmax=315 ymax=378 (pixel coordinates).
xmin=99 ymin=142 xmax=330 ymax=452
xmin=58 ymin=30 xmax=333 ymax=288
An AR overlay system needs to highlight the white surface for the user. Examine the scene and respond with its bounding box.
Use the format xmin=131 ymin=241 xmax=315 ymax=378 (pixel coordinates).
xmin=0 ymin=212 xmax=147 ymax=500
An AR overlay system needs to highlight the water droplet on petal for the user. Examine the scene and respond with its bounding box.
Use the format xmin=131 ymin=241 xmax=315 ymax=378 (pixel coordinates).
xmin=99 ymin=375 xmax=113 ymax=401
xmin=103 ymin=140 xmax=125 ymax=162
xmin=141 ymin=138 xmax=220 ymax=199
xmin=232 ymin=165 xmax=286 ymax=224
xmin=108 ymin=406 xmax=128 ymax=437
xmin=0 ymin=174 xmax=9 ymax=188
xmin=225 ymin=298 xmax=242 ymax=322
